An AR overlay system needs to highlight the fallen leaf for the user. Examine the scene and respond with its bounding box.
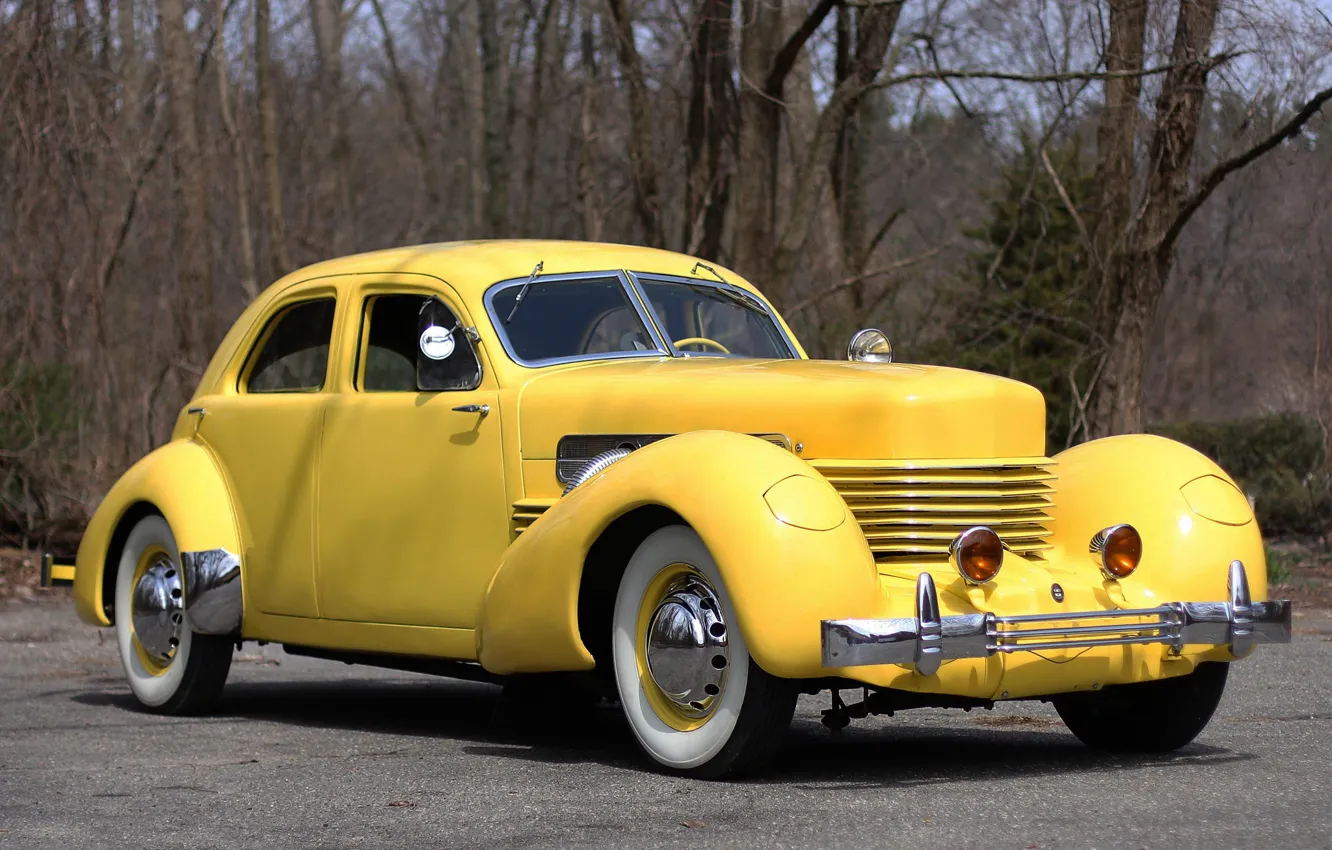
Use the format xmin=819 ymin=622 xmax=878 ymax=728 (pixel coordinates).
xmin=387 ymin=800 xmax=417 ymax=808
xmin=682 ymin=819 xmax=705 ymax=829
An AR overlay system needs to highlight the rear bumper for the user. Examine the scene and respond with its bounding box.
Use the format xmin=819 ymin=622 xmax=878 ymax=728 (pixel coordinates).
xmin=822 ymin=559 xmax=1292 ymax=675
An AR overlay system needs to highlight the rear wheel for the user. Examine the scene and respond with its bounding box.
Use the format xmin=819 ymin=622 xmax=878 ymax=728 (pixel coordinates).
xmin=611 ymin=525 xmax=796 ymax=778
xmin=1053 ymin=662 xmax=1229 ymax=752
xmin=114 ymin=515 xmax=233 ymax=714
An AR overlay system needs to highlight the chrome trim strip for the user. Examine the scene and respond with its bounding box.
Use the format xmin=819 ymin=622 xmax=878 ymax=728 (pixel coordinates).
xmin=555 ymin=432 xmax=793 ymax=484
xmin=821 ymin=560 xmax=1293 ymax=670
xmin=482 ymin=270 xmax=671 ymax=367
xmin=180 ymin=548 xmax=243 ymax=635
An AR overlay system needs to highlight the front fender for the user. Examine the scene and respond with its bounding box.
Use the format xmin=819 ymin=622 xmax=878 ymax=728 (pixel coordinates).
xmin=476 ymin=431 xmax=880 ymax=677
xmin=1046 ymin=434 xmax=1266 ymax=606
xmin=74 ymin=439 xmax=241 ymax=626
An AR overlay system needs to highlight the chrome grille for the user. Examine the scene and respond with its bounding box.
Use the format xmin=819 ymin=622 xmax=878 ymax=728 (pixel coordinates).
xmin=811 ymin=458 xmax=1055 ymax=567
xmin=556 ymin=433 xmax=792 ymax=484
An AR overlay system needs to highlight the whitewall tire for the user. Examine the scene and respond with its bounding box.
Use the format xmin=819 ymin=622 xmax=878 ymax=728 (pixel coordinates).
xmin=114 ymin=515 xmax=232 ymax=714
xmin=612 ymin=525 xmax=796 ymax=778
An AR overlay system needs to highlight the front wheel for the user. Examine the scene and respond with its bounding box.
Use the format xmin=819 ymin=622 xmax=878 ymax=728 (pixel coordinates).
xmin=611 ymin=525 xmax=797 ymax=778
xmin=114 ymin=515 xmax=233 ymax=714
xmin=1053 ymin=662 xmax=1229 ymax=752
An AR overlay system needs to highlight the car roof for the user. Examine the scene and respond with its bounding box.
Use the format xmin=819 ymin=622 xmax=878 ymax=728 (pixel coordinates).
xmin=268 ymin=240 xmax=765 ymax=302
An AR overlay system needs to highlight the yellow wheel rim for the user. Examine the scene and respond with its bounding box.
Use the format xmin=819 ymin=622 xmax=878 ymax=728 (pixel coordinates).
xmin=130 ymin=545 xmax=174 ymax=677
xmin=635 ymin=563 xmax=723 ymax=733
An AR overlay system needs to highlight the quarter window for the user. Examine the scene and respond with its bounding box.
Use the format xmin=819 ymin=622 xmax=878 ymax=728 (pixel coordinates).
xmin=245 ymin=299 xmax=336 ymax=393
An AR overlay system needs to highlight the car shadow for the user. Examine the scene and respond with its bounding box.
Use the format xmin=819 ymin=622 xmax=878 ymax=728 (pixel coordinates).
xmin=71 ymin=680 xmax=1253 ymax=784
xmin=761 ymin=718 xmax=1252 ymax=788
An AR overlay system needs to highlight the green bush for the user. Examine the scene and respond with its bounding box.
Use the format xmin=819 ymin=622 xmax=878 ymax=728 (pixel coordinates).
xmin=0 ymin=359 xmax=86 ymax=544
xmin=923 ymin=137 xmax=1098 ymax=451
xmin=1150 ymin=413 xmax=1331 ymax=536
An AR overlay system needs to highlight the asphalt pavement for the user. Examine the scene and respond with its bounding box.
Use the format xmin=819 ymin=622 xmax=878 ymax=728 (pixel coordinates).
xmin=2 ymin=595 xmax=1330 ymax=849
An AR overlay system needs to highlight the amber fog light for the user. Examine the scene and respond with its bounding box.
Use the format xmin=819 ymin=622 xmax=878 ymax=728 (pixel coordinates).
xmin=950 ymin=526 xmax=1004 ymax=584
xmin=1090 ymin=524 xmax=1142 ymax=579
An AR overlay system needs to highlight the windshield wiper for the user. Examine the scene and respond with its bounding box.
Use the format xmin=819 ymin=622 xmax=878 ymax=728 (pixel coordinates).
xmin=689 ymin=262 xmax=766 ymax=315
xmin=503 ymin=261 xmax=544 ymax=324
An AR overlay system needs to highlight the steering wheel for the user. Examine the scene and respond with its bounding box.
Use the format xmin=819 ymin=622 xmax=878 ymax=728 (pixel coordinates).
xmin=673 ymin=337 xmax=731 ymax=354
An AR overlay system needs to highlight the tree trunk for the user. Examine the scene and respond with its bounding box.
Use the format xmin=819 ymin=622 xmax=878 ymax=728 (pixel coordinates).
xmin=309 ymin=0 xmax=352 ymax=253
xmin=1090 ymin=0 xmax=1147 ymax=275
xmin=519 ymin=0 xmax=558 ymax=235
xmin=771 ymin=2 xmax=899 ymax=297
xmin=734 ymin=0 xmax=838 ymax=297
xmin=477 ymin=0 xmax=510 ymax=237
xmin=371 ymin=0 xmax=443 ymax=236
xmin=734 ymin=0 xmax=784 ymax=290
xmin=576 ymin=2 xmax=603 ymax=241
xmin=828 ymin=5 xmax=884 ymax=307
xmin=254 ymin=0 xmax=290 ymax=277
xmin=157 ymin=0 xmax=215 ymax=361
xmin=604 ymin=0 xmax=664 ymax=247
xmin=1090 ymin=0 xmax=1221 ymax=437
xmin=459 ymin=0 xmax=485 ymax=235
xmin=215 ymin=0 xmax=258 ymax=300
xmin=117 ymin=0 xmax=139 ymax=113
xmin=683 ymin=0 xmax=733 ymax=260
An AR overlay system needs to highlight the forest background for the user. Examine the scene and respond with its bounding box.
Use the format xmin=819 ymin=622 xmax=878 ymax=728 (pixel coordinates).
xmin=3 ymin=0 xmax=1332 ymax=586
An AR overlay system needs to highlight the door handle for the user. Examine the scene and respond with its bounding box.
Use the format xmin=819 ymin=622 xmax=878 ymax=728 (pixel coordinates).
xmin=452 ymin=403 xmax=490 ymax=418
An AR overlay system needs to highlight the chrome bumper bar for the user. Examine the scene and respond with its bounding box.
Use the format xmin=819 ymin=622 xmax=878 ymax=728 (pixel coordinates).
xmin=822 ymin=560 xmax=1292 ymax=675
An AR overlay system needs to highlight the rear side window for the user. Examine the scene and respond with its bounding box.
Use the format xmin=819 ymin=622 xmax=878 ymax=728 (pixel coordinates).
xmin=245 ymin=299 xmax=336 ymax=393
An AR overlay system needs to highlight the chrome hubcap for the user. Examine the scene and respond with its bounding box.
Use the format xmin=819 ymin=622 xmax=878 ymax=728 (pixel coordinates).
xmin=644 ymin=574 xmax=730 ymax=718
xmin=131 ymin=555 xmax=184 ymax=663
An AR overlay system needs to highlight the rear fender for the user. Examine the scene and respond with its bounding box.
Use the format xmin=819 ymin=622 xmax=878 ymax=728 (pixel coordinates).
xmin=1046 ymin=434 xmax=1265 ymax=606
xmin=476 ymin=431 xmax=880 ymax=677
xmin=74 ymin=440 xmax=242 ymax=627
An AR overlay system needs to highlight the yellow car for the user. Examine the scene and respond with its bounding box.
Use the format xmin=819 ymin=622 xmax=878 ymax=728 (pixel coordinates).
xmin=55 ymin=240 xmax=1291 ymax=777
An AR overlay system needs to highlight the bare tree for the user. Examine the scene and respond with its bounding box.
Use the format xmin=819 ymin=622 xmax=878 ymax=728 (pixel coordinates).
xmin=309 ymin=0 xmax=353 ymax=253
xmin=255 ymin=0 xmax=291 ymax=276
xmin=683 ymin=0 xmax=735 ymax=260
xmin=216 ymin=0 xmax=258 ymax=299
xmin=1088 ymin=0 xmax=1332 ymax=435
xmin=157 ymin=0 xmax=216 ymax=359
xmin=604 ymin=0 xmax=665 ymax=247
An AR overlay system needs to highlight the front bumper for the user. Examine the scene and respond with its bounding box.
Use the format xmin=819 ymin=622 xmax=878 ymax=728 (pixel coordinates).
xmin=822 ymin=560 xmax=1292 ymax=675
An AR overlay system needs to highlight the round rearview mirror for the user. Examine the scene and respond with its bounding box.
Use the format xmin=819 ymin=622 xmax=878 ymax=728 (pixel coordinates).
xmin=847 ymin=328 xmax=893 ymax=363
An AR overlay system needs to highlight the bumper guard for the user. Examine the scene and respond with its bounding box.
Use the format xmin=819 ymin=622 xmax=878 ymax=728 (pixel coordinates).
xmin=822 ymin=560 xmax=1292 ymax=675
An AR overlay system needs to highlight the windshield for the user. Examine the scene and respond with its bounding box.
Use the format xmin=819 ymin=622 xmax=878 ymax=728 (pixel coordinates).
xmin=488 ymin=276 xmax=662 ymax=364
xmin=638 ymin=278 xmax=793 ymax=359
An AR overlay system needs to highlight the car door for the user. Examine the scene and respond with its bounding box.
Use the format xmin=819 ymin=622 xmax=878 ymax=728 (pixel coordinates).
xmin=193 ymin=291 xmax=341 ymax=619
xmin=315 ymin=283 xmax=509 ymax=630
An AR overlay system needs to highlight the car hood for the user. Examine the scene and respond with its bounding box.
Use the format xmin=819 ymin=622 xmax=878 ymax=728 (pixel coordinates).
xmin=515 ymin=357 xmax=1046 ymax=461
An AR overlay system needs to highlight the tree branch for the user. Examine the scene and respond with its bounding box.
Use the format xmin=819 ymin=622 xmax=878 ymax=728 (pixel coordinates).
xmin=1039 ymin=146 xmax=1094 ymax=261
xmin=872 ymin=54 xmax=1239 ymax=90
xmin=1157 ymin=84 xmax=1332 ymax=258
xmin=764 ymin=0 xmax=839 ymax=97
xmin=785 ymin=241 xmax=948 ymax=315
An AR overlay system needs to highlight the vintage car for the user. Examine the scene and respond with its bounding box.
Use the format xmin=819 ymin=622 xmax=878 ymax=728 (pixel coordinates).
xmin=53 ymin=240 xmax=1292 ymax=777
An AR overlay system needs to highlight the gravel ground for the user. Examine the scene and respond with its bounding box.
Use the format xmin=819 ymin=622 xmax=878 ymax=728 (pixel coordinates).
xmin=2 ymin=594 xmax=1330 ymax=849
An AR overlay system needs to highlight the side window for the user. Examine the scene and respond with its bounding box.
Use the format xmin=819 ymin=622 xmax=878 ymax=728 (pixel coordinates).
xmin=358 ymin=293 xmax=482 ymax=392
xmin=245 ymin=299 xmax=336 ymax=393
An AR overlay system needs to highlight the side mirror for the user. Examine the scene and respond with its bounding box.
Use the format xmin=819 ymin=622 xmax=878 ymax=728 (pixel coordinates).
xmin=416 ymin=296 xmax=482 ymax=391
xmin=847 ymin=328 xmax=893 ymax=363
